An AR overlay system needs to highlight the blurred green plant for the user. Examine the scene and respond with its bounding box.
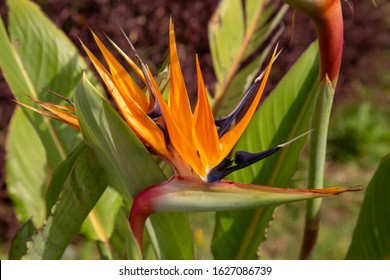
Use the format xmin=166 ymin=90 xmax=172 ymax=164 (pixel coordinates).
xmin=328 ymin=102 xmax=390 ymax=164
xmin=0 ymin=0 xmax=388 ymax=260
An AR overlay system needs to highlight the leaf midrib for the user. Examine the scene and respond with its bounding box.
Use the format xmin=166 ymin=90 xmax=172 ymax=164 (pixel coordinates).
xmin=213 ymin=2 xmax=265 ymax=114
xmin=2 ymin=5 xmax=68 ymax=160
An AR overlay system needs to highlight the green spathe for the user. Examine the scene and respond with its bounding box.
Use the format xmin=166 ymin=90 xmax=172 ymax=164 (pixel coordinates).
xmin=130 ymin=175 xmax=361 ymax=250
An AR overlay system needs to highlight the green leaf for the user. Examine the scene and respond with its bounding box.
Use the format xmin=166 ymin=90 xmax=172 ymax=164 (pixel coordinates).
xmin=80 ymin=187 xmax=122 ymax=242
xmin=0 ymin=0 xmax=91 ymax=224
xmin=23 ymin=143 xmax=108 ymax=259
xmin=243 ymin=1 xmax=284 ymax=60
xmin=212 ymin=42 xmax=320 ymax=259
xmin=44 ymin=141 xmax=86 ymax=215
xmin=346 ymin=154 xmax=390 ymax=259
xmin=0 ymin=0 xmax=94 ymax=167
xmin=216 ymin=4 xmax=287 ymax=117
xmin=209 ymin=0 xmax=245 ymax=84
xmin=74 ymin=75 xmax=194 ymax=259
xmin=9 ymin=219 xmax=35 ymax=260
xmin=5 ymin=108 xmax=46 ymax=227
xmin=209 ymin=0 xmax=287 ymax=116
xmin=1 ymin=0 xmax=115 ymax=243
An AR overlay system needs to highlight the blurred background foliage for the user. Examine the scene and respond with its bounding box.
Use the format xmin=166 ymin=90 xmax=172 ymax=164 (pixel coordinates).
xmin=0 ymin=0 xmax=389 ymax=259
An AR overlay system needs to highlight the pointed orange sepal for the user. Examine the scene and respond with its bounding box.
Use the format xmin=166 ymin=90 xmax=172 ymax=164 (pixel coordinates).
xmin=167 ymin=19 xmax=194 ymax=146
xmin=145 ymin=66 xmax=205 ymax=177
xmin=18 ymin=100 xmax=80 ymax=130
xmin=91 ymin=33 xmax=149 ymax=112
xmin=219 ymin=47 xmax=277 ymax=159
xmin=193 ymin=56 xmax=220 ymax=171
xmin=81 ymin=40 xmax=169 ymax=156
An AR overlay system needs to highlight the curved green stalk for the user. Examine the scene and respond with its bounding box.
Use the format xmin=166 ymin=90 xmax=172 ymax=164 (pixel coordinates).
xmin=301 ymin=77 xmax=335 ymax=259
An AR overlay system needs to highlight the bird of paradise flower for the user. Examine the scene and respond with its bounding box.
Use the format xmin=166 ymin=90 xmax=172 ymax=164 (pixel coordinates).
xmin=21 ymin=19 xmax=360 ymax=252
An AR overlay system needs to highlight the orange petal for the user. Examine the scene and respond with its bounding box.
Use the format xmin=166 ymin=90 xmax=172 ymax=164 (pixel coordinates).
xmin=81 ymin=41 xmax=132 ymax=114
xmin=193 ymin=56 xmax=220 ymax=171
xmin=91 ymin=33 xmax=149 ymax=112
xmin=18 ymin=101 xmax=80 ymax=129
xmin=219 ymin=47 xmax=277 ymax=159
xmin=168 ymin=19 xmax=194 ymax=145
xmin=37 ymin=103 xmax=75 ymax=113
xmin=82 ymin=42 xmax=168 ymax=156
xmin=106 ymin=36 xmax=146 ymax=84
xmin=146 ymin=66 xmax=205 ymax=177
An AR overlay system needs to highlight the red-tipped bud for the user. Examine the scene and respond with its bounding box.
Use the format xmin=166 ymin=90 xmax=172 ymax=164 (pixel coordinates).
xmin=283 ymin=0 xmax=344 ymax=87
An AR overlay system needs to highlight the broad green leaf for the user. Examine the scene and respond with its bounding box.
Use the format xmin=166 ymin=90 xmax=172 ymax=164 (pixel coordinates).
xmin=23 ymin=143 xmax=108 ymax=259
xmin=209 ymin=0 xmax=287 ymax=116
xmin=212 ymin=42 xmax=320 ymax=259
xmin=74 ymin=75 xmax=193 ymax=259
xmin=1 ymin=0 xmax=93 ymax=167
xmin=5 ymin=108 xmax=46 ymax=227
xmin=80 ymin=187 xmax=122 ymax=242
xmin=9 ymin=219 xmax=35 ymax=260
xmin=215 ymin=4 xmax=288 ymax=117
xmin=243 ymin=1 xmax=283 ymax=60
xmin=0 ymin=0 xmax=80 ymax=223
xmin=1 ymin=0 xmax=115 ymax=242
xmin=44 ymin=140 xmax=86 ymax=214
xmin=209 ymin=0 xmax=244 ymax=84
xmin=45 ymin=141 xmax=122 ymax=243
xmin=346 ymin=154 xmax=390 ymax=259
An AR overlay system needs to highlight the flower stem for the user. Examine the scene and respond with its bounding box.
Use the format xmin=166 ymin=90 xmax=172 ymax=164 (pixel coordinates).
xmin=281 ymin=0 xmax=344 ymax=259
xmin=300 ymin=78 xmax=335 ymax=259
